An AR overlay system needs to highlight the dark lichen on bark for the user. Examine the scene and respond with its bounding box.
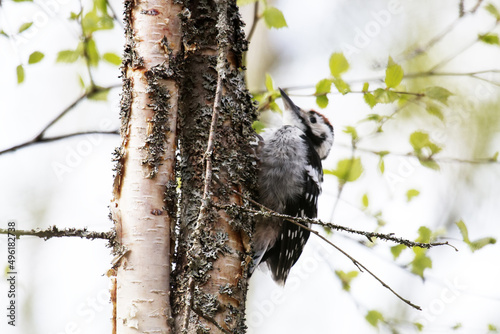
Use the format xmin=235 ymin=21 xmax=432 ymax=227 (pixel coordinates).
xmin=143 ymin=68 xmax=172 ymax=178
xmin=164 ymin=0 xmax=257 ymax=332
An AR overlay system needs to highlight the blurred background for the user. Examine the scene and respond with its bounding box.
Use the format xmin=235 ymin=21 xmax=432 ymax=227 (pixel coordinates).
xmin=0 ymin=0 xmax=499 ymax=333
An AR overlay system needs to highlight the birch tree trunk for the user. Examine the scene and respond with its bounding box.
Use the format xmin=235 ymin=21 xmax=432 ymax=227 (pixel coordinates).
xmin=111 ymin=0 xmax=257 ymax=333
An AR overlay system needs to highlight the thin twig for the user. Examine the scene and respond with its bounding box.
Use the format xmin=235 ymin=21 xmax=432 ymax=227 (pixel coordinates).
xmin=250 ymin=68 xmax=500 ymax=96
xmin=428 ymin=20 xmax=500 ymax=72
xmin=0 ymin=84 xmax=121 ymax=156
xmin=237 ymin=204 xmax=456 ymax=251
xmin=105 ymin=0 xmax=124 ymax=29
xmin=225 ymin=189 xmax=456 ymax=249
xmin=0 ymin=226 xmax=113 ymax=240
xmin=469 ymin=0 xmax=484 ymax=14
xmin=336 ymin=143 xmax=500 ymax=165
xmin=246 ymin=1 xmax=259 ymax=42
xmin=220 ymin=198 xmax=434 ymax=310
xmin=459 ymin=0 xmax=465 ymax=17
xmin=309 ymin=226 xmax=423 ymax=310
xmin=398 ymin=16 xmax=462 ymax=62
xmin=399 ymin=0 xmax=483 ymax=62
xmin=34 ymin=92 xmax=88 ymax=141
xmin=0 ymin=130 xmax=119 ymax=156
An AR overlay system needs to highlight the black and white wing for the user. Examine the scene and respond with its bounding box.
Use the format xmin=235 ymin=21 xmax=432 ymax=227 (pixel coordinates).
xmin=266 ymin=135 xmax=323 ymax=284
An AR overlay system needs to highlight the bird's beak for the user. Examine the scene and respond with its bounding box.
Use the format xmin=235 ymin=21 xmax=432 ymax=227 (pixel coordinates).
xmin=279 ymin=88 xmax=302 ymax=119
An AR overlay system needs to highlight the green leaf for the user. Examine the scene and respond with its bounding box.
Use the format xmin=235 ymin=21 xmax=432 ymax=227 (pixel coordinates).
xmin=95 ymin=0 xmax=109 ymax=13
xmin=16 ymin=65 xmax=25 ymax=84
xmin=315 ymin=78 xmax=332 ymax=107
xmin=425 ymin=86 xmax=453 ymax=105
xmin=332 ymin=77 xmax=350 ymax=94
xmin=363 ymin=92 xmax=377 ymax=108
xmin=378 ymin=157 xmax=385 ymax=174
xmin=325 ymin=158 xmax=363 ymax=183
xmin=362 ymin=82 xmax=369 ymax=92
xmin=70 ymin=11 xmax=82 ymax=20
xmin=12 ymin=0 xmax=32 ymax=2
xmin=456 ymin=220 xmax=497 ymax=252
xmin=78 ymin=75 xmax=85 ymax=88
xmin=82 ymin=6 xmax=114 ymax=35
xmin=265 ymin=73 xmax=274 ymax=92
xmin=426 ymin=104 xmax=444 ymax=121
xmin=88 ymin=87 xmax=110 ymax=101
xmin=488 ymin=324 xmax=498 ymax=332
xmin=18 ymin=22 xmax=33 ymax=33
xmin=411 ymin=248 xmax=432 ymax=278
xmin=237 ymin=0 xmax=258 ymax=6
xmin=409 ymin=131 xmax=442 ymax=155
xmin=420 ymin=159 xmax=440 ymax=170
xmin=85 ymin=38 xmax=100 ymax=67
xmin=470 ymin=237 xmax=497 ymax=252
xmin=485 ymin=3 xmax=500 ymax=21
xmin=329 ymin=52 xmax=349 ymax=78
xmin=385 ymin=57 xmax=404 ymax=88
xmin=365 ymin=310 xmax=384 ymax=328
xmin=479 ymin=33 xmax=500 ymax=45
xmin=362 ymin=193 xmax=369 ymax=208
xmin=57 ymin=49 xmax=81 ymax=63
xmin=28 ymin=51 xmax=44 ymax=64
xmin=373 ymin=88 xmax=399 ymax=104
xmin=365 ymin=114 xmax=383 ymax=122
xmin=406 ymin=189 xmax=420 ymax=202
xmin=390 ymin=244 xmax=406 ymax=260
xmin=316 ymin=78 xmax=332 ymax=94
xmin=343 ymin=126 xmax=358 ymax=141
xmin=316 ymin=96 xmax=328 ymax=109
xmin=103 ymin=52 xmax=121 ymax=65
xmin=252 ymin=120 xmax=266 ymax=134
xmin=492 ymin=152 xmax=499 ymax=162
xmin=452 ymin=323 xmax=462 ymax=330
xmin=335 ymin=270 xmax=358 ymax=291
xmin=416 ymin=226 xmax=432 ymax=243
xmin=414 ymin=322 xmax=424 ymax=331
xmin=262 ymin=7 xmax=287 ymax=29
xmin=269 ymin=101 xmax=281 ymax=114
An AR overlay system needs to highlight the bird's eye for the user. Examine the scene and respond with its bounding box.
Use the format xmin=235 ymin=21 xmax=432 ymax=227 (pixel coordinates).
xmin=309 ymin=116 xmax=317 ymax=124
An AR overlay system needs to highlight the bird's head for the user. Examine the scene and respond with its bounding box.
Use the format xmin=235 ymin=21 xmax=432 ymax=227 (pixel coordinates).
xmin=279 ymin=88 xmax=334 ymax=160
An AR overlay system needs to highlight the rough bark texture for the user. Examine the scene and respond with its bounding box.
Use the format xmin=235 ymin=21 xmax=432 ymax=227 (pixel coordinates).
xmin=172 ymin=0 xmax=257 ymax=333
xmin=110 ymin=0 xmax=183 ymax=333
xmin=111 ymin=0 xmax=257 ymax=333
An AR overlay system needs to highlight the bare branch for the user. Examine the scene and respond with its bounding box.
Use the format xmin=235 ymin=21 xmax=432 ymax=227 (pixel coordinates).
xmin=105 ymin=0 xmax=124 ymax=29
xmin=399 ymin=0 xmax=483 ymax=61
xmin=469 ymin=0 xmax=484 ymax=14
xmin=0 ymin=130 xmax=119 ymax=156
xmin=246 ymin=1 xmax=260 ymax=42
xmin=212 ymin=188 xmax=456 ymax=310
xmin=0 ymin=84 xmax=121 ymax=156
xmin=338 ymin=143 xmax=500 ymax=165
xmin=34 ymin=91 xmax=88 ymax=141
xmin=428 ymin=20 xmax=500 ymax=72
xmin=236 ymin=204 xmax=456 ymax=251
xmin=219 ymin=197 xmax=438 ymax=310
xmin=400 ymin=16 xmax=462 ymax=62
xmin=0 ymin=226 xmax=113 ymax=240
